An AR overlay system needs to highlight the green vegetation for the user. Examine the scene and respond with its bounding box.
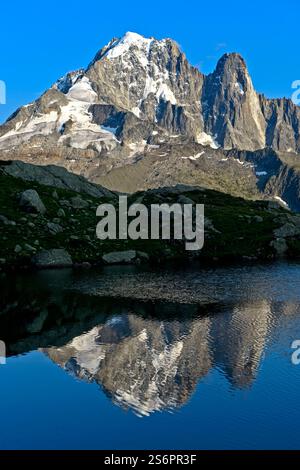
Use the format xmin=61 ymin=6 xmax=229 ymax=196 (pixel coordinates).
xmin=0 ymin=171 xmax=299 ymax=270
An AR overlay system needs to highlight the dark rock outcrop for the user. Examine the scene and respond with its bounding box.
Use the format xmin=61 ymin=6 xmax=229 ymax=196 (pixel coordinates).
xmin=31 ymin=249 xmax=73 ymax=268
xmin=19 ymin=189 xmax=46 ymax=214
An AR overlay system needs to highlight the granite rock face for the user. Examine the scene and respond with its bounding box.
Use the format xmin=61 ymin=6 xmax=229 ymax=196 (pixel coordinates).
xmin=260 ymin=97 xmax=300 ymax=153
xmin=201 ymin=53 xmax=266 ymax=151
xmin=87 ymin=33 xmax=204 ymax=140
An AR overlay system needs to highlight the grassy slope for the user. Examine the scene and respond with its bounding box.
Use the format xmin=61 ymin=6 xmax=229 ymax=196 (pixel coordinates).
xmin=0 ymin=172 xmax=299 ymax=268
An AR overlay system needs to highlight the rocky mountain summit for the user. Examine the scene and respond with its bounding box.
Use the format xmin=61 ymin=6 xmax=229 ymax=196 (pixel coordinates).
xmin=0 ymin=32 xmax=300 ymax=208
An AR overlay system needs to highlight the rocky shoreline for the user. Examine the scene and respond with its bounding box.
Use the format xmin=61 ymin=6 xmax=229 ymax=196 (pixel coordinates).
xmin=1 ymin=160 xmax=300 ymax=272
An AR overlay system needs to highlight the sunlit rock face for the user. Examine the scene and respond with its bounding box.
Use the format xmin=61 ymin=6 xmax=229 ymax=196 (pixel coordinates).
xmin=202 ymin=53 xmax=267 ymax=151
xmin=1 ymin=31 xmax=299 ymax=190
xmin=0 ymin=32 xmax=205 ymax=172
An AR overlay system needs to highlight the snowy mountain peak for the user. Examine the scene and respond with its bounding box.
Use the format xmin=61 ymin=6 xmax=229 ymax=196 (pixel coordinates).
xmin=104 ymin=31 xmax=153 ymax=60
xmin=1 ymin=31 xmax=300 ymax=174
xmin=90 ymin=31 xmax=157 ymax=67
xmin=84 ymin=30 xmax=195 ymax=123
xmin=89 ymin=32 xmax=181 ymax=70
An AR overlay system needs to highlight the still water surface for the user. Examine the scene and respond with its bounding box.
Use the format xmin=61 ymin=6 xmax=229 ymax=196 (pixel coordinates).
xmin=0 ymin=262 xmax=300 ymax=449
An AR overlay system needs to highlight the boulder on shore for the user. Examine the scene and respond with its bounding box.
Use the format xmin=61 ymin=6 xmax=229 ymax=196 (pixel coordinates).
xmin=102 ymin=250 xmax=149 ymax=265
xmin=270 ymin=238 xmax=288 ymax=257
xmin=19 ymin=189 xmax=46 ymax=214
xmin=273 ymin=223 xmax=300 ymax=238
xmin=31 ymin=249 xmax=73 ymax=268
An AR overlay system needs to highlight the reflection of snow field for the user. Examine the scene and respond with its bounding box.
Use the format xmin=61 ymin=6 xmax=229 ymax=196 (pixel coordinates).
xmin=0 ymin=80 xmax=6 ymax=105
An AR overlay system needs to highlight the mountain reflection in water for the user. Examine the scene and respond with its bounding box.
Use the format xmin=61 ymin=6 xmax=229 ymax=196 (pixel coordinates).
xmin=1 ymin=263 xmax=300 ymax=419
xmin=41 ymin=300 xmax=276 ymax=417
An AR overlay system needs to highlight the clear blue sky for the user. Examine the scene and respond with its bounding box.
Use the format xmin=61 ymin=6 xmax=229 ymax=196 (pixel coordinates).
xmin=0 ymin=0 xmax=299 ymax=123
